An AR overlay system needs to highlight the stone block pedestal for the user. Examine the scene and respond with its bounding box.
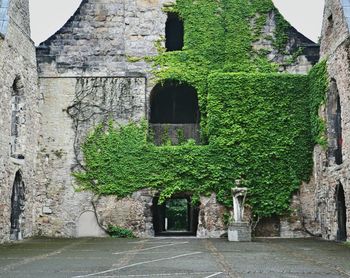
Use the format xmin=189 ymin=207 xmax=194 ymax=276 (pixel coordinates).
xmin=228 ymin=222 xmax=251 ymax=242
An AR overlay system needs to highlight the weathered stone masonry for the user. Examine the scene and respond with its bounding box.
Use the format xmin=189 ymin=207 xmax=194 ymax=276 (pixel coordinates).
xmin=299 ymin=0 xmax=350 ymax=241
xmin=0 ymin=0 xmax=40 ymax=243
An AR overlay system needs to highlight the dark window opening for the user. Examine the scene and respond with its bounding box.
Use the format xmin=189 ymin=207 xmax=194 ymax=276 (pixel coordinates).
xmin=326 ymin=80 xmax=342 ymax=166
xmin=10 ymin=171 xmax=25 ymax=241
xmin=149 ymin=81 xmax=200 ymax=145
xmin=335 ymin=95 xmax=343 ymax=165
xmin=10 ymin=76 xmax=25 ymax=159
xmin=336 ymin=183 xmax=347 ymax=241
xmin=150 ymin=81 xmax=199 ymax=124
xmin=326 ymin=14 xmax=333 ymax=36
xmin=327 ymin=14 xmax=333 ymax=25
xmin=153 ymin=195 xmax=199 ymax=236
xmin=165 ymin=12 xmax=184 ymax=51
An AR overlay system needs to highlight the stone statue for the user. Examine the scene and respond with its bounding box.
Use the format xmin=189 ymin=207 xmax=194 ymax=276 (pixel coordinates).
xmin=231 ymin=186 xmax=248 ymax=223
xmin=228 ymin=182 xmax=251 ymax=241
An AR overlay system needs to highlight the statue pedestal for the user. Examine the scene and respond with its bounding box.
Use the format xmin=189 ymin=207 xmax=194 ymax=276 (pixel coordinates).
xmin=228 ymin=222 xmax=251 ymax=242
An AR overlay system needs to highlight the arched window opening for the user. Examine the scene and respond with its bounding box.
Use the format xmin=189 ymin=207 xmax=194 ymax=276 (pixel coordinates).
xmin=152 ymin=194 xmax=199 ymax=236
xmin=10 ymin=76 xmax=25 ymax=159
xmin=326 ymin=13 xmax=333 ymax=36
xmin=327 ymin=79 xmax=342 ymax=165
xmin=150 ymin=81 xmax=199 ymax=124
xmin=10 ymin=171 xmax=25 ymax=240
xmin=335 ymin=95 xmax=343 ymax=165
xmin=165 ymin=12 xmax=184 ymax=51
xmin=149 ymin=81 xmax=200 ymax=145
xmin=336 ymin=183 xmax=347 ymax=241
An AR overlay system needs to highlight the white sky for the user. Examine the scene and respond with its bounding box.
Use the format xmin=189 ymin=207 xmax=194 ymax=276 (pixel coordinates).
xmin=29 ymin=0 xmax=325 ymax=46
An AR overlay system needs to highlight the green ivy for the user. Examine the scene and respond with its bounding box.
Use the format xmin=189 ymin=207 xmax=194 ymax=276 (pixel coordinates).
xmin=309 ymin=60 xmax=329 ymax=147
xmin=107 ymin=225 xmax=136 ymax=238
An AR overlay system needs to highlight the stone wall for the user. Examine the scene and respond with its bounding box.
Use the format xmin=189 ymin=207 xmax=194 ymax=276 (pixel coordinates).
xmin=35 ymin=77 xmax=146 ymax=237
xmin=36 ymin=0 xmax=173 ymax=77
xmin=299 ymin=0 xmax=350 ymax=241
xmin=95 ymin=189 xmax=155 ymax=238
xmin=0 ymin=0 xmax=40 ymax=243
xmin=252 ymin=10 xmax=319 ymax=74
xmin=197 ymin=194 xmax=228 ymax=238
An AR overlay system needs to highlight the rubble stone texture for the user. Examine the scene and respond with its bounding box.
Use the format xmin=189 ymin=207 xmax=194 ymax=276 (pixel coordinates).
xmin=298 ymin=0 xmax=350 ymax=241
xmin=0 ymin=0 xmax=40 ymax=243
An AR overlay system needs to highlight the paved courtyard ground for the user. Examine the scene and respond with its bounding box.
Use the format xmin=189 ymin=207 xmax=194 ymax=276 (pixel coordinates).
xmin=0 ymin=237 xmax=349 ymax=278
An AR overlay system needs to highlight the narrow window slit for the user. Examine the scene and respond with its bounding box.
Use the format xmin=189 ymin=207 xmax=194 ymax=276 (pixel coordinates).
xmin=165 ymin=12 xmax=184 ymax=52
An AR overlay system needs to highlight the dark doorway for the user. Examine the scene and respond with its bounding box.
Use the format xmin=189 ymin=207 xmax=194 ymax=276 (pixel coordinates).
xmin=153 ymin=195 xmax=199 ymax=236
xmin=336 ymin=183 xmax=347 ymax=241
xmin=165 ymin=12 xmax=184 ymax=51
xmin=10 ymin=171 xmax=25 ymax=240
xmin=327 ymin=80 xmax=342 ymax=166
xmin=335 ymin=95 xmax=343 ymax=165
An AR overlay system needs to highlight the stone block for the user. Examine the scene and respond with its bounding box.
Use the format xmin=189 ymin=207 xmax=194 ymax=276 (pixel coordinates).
xmin=228 ymin=222 xmax=251 ymax=242
xmin=42 ymin=207 xmax=53 ymax=214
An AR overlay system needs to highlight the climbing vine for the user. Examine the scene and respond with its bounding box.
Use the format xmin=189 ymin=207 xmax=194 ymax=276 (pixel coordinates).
xmin=309 ymin=60 xmax=329 ymax=146
xmin=74 ymin=0 xmax=324 ymax=218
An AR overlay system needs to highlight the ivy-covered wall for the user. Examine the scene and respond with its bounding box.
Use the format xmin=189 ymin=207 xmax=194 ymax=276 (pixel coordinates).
xmin=207 ymin=73 xmax=312 ymax=216
xmin=73 ymin=0 xmax=323 ymax=220
xmin=75 ymin=72 xmax=315 ymax=218
xmin=151 ymin=0 xmax=317 ymax=137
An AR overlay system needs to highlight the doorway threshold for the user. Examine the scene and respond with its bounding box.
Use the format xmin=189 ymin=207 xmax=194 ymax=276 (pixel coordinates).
xmin=156 ymin=231 xmax=196 ymax=237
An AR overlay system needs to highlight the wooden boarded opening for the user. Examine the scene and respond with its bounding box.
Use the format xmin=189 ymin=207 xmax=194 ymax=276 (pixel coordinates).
xmin=149 ymin=81 xmax=200 ymax=145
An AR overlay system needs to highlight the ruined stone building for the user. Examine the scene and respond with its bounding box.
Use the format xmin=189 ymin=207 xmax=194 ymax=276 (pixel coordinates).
xmin=299 ymin=0 xmax=350 ymax=241
xmin=0 ymin=0 xmax=348 ymax=243
xmin=0 ymin=0 xmax=40 ymax=241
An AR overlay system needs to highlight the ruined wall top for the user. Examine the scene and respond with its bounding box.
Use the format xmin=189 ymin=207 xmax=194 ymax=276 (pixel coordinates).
xmin=1 ymin=0 xmax=31 ymax=37
xmin=0 ymin=0 xmax=10 ymax=37
xmin=320 ymin=0 xmax=350 ymax=57
xmin=340 ymin=0 xmax=350 ymax=29
xmin=36 ymin=0 xmax=172 ymax=76
xmin=36 ymin=0 xmax=319 ymax=77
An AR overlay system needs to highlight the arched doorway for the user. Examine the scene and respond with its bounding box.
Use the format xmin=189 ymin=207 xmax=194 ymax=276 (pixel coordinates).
xmin=327 ymin=79 xmax=342 ymax=165
xmin=10 ymin=171 xmax=25 ymax=240
xmin=149 ymin=81 xmax=200 ymax=145
xmin=77 ymin=211 xmax=107 ymax=237
xmin=153 ymin=194 xmax=199 ymax=236
xmin=336 ymin=183 xmax=347 ymax=241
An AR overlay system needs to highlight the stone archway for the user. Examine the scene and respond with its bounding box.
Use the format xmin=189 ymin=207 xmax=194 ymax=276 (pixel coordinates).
xmin=10 ymin=171 xmax=25 ymax=240
xmin=336 ymin=183 xmax=347 ymax=241
xmin=77 ymin=210 xmax=107 ymax=238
